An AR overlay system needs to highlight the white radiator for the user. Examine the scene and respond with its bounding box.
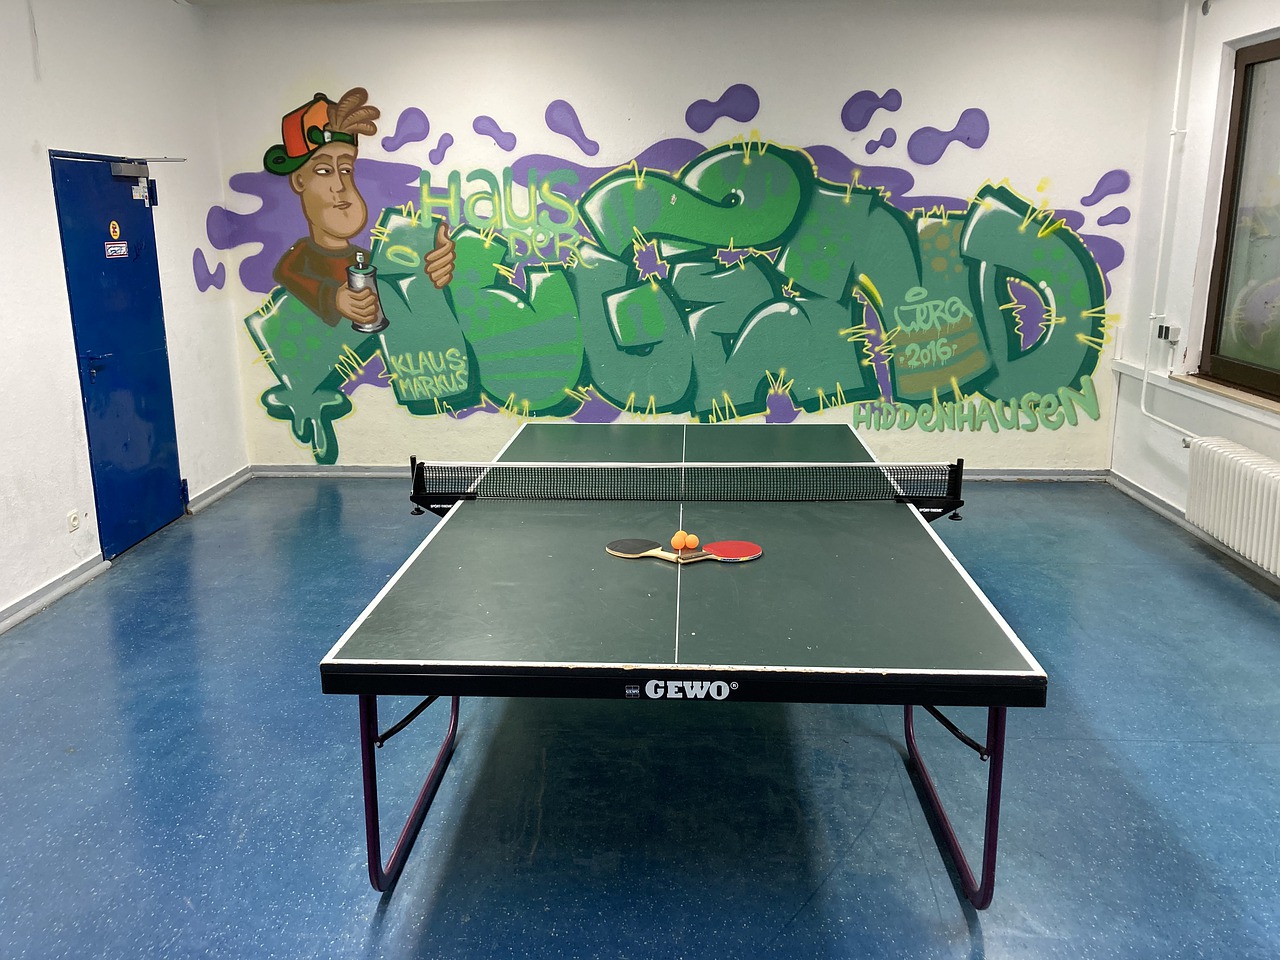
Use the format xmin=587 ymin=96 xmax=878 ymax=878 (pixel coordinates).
xmin=1185 ymin=437 xmax=1280 ymax=577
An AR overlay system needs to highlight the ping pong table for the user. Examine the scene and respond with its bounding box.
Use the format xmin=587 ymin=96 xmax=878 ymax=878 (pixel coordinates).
xmin=320 ymin=422 xmax=1047 ymax=907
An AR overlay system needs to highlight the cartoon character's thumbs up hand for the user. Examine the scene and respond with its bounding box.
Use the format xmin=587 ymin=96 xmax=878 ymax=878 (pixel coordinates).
xmin=424 ymin=221 xmax=456 ymax=289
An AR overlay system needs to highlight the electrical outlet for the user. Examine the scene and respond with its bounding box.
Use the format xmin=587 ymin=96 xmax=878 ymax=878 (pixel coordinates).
xmin=67 ymin=511 xmax=80 ymax=533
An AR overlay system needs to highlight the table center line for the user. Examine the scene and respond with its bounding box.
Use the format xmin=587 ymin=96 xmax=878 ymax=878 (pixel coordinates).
xmin=674 ymin=424 xmax=687 ymax=663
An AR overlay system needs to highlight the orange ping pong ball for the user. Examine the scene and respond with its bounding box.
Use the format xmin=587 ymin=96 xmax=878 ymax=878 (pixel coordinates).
xmin=685 ymin=533 xmax=700 ymax=549
xmin=671 ymin=530 xmax=687 ymax=550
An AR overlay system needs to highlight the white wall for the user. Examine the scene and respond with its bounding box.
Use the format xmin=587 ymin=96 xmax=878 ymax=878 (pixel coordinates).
xmin=1 ymin=0 xmax=248 ymax=621
xmin=1113 ymin=0 xmax=1280 ymax=509
xmin=10 ymin=0 xmax=1245 ymax=621
xmin=204 ymin=0 xmax=1163 ymax=471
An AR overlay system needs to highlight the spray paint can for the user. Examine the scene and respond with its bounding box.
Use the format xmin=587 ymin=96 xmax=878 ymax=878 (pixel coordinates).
xmin=347 ymin=250 xmax=388 ymax=333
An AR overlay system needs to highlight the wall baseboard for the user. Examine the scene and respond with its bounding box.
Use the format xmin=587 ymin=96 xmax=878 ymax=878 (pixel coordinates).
xmin=4 ymin=466 xmax=1273 ymax=636
xmin=247 ymin=464 xmax=1111 ymax=482
xmin=966 ymin=468 xmax=1109 ymax=482
xmin=1108 ymin=472 xmax=1280 ymax=592
xmin=188 ymin=465 xmax=252 ymax=513
xmin=248 ymin=464 xmax=408 ymax=479
xmin=0 ymin=556 xmax=111 ymax=636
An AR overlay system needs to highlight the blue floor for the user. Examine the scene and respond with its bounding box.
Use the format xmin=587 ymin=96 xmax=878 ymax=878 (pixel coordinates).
xmin=2 ymin=478 xmax=1279 ymax=959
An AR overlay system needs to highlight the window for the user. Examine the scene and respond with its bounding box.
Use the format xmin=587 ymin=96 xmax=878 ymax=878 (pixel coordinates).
xmin=1201 ymin=36 xmax=1280 ymax=401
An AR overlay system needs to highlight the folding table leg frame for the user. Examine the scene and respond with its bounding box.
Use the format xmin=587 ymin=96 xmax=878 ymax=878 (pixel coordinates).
xmin=903 ymin=704 xmax=1006 ymax=910
xmin=358 ymin=693 xmax=460 ymax=892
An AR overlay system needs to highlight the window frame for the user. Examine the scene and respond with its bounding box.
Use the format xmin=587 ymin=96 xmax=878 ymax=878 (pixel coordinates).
xmin=1199 ymin=35 xmax=1280 ymax=402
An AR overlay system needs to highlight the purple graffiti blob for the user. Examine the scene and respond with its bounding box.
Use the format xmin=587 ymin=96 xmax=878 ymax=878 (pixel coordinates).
xmin=1008 ymin=281 xmax=1050 ymax=350
xmin=192 ymin=249 xmax=225 ymax=292
xmin=341 ymin=354 xmax=388 ymax=395
xmin=841 ymin=88 xmax=902 ymax=133
xmin=685 ymin=84 xmax=760 ymax=133
xmin=1081 ymin=169 xmax=1130 ymax=207
xmin=381 ymin=107 xmax=430 ymax=153
xmin=866 ymin=129 xmax=897 ymax=155
xmin=570 ymin=391 xmax=624 ymax=423
xmin=205 ymin=172 xmax=304 ymax=295
xmin=633 ymin=242 xmax=669 ymax=281
xmin=474 ymin=116 xmax=517 ymax=151
xmin=1080 ymin=234 xmax=1124 ymax=298
xmin=429 ymin=133 xmax=454 ymax=166
xmin=205 ymin=159 xmax=421 ymax=294
xmin=1098 ymin=206 xmax=1131 ymax=227
xmin=907 ymin=108 xmax=990 ymax=165
xmin=804 ymin=144 xmax=930 ymax=205
xmin=545 ymin=100 xmax=600 ymax=156
xmin=717 ymin=247 xmax=753 ymax=268
xmin=1056 ymin=210 xmax=1086 ymax=232
xmin=634 ymin=139 xmax=707 ymax=179
xmin=445 ymin=398 xmax=500 ymax=421
xmin=764 ymin=393 xmax=801 ymax=423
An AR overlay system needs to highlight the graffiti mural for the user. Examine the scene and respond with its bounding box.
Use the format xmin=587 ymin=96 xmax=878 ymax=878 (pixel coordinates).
xmin=203 ymin=85 xmax=1127 ymax=463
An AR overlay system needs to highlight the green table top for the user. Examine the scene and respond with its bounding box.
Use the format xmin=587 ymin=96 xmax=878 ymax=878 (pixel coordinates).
xmin=322 ymin=423 xmax=1046 ymax=707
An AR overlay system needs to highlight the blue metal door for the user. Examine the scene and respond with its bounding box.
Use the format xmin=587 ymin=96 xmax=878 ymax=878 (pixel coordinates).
xmin=50 ymin=152 xmax=183 ymax=559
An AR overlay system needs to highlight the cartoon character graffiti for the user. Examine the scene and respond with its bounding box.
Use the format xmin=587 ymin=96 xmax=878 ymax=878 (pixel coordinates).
xmin=245 ymin=88 xmax=460 ymax=461
xmin=264 ymin=88 xmax=455 ymax=326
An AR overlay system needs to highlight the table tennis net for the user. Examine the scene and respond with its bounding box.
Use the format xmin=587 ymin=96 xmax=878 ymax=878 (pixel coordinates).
xmin=410 ymin=459 xmax=963 ymax=511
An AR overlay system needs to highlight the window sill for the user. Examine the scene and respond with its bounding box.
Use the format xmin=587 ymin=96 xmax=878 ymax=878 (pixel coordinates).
xmin=1172 ymin=374 xmax=1280 ymax=417
xmin=1111 ymin=358 xmax=1280 ymax=427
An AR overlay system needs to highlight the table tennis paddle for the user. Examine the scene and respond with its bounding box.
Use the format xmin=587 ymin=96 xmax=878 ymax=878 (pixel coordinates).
xmin=605 ymin=538 xmax=677 ymax=561
xmin=605 ymin=538 xmax=762 ymax=564
xmin=699 ymin=540 xmax=763 ymax=562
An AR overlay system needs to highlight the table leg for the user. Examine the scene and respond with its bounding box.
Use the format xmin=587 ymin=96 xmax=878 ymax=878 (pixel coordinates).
xmin=903 ymin=704 xmax=1006 ymax=910
xmin=359 ymin=693 xmax=460 ymax=892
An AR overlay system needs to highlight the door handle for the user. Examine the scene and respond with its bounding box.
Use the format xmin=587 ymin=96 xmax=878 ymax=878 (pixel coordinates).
xmin=82 ymin=353 xmax=113 ymax=383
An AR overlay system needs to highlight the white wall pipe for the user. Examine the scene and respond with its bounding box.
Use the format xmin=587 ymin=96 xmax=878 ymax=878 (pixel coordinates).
xmin=1135 ymin=0 xmax=1200 ymax=443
